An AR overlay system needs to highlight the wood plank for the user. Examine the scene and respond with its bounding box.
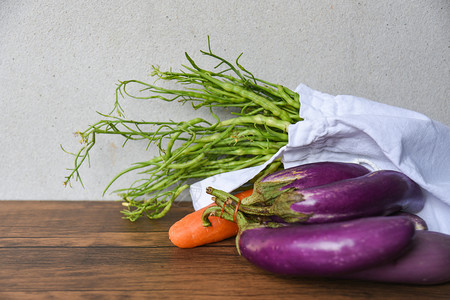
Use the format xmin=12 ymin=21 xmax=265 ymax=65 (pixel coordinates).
xmin=0 ymin=201 xmax=449 ymax=299
xmin=2 ymin=247 xmax=448 ymax=299
xmin=0 ymin=200 xmax=191 ymax=234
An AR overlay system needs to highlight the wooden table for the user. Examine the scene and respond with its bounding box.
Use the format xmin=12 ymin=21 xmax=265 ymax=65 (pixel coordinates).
xmin=0 ymin=201 xmax=448 ymax=299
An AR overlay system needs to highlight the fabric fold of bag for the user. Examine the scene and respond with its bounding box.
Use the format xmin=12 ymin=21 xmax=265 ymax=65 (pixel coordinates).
xmin=190 ymin=84 xmax=450 ymax=234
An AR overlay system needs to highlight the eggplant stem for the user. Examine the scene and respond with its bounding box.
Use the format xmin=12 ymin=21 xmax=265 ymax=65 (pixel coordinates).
xmin=206 ymin=187 xmax=272 ymax=216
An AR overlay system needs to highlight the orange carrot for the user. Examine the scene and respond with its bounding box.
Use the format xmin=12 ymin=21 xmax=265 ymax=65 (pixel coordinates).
xmin=168 ymin=189 xmax=253 ymax=248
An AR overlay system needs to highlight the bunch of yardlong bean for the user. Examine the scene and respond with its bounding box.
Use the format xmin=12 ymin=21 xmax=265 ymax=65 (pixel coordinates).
xmin=64 ymin=39 xmax=302 ymax=221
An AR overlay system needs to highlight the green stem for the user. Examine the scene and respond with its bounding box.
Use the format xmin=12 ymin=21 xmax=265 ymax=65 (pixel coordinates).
xmin=206 ymin=187 xmax=272 ymax=216
xmin=184 ymin=60 xmax=294 ymax=123
xmin=219 ymin=115 xmax=290 ymax=132
xmin=64 ymin=38 xmax=302 ymax=222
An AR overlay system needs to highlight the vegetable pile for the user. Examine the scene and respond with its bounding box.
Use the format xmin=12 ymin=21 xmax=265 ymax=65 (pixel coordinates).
xmin=63 ymin=38 xmax=298 ymax=221
xmin=64 ymin=40 xmax=450 ymax=285
xmin=200 ymin=161 xmax=450 ymax=285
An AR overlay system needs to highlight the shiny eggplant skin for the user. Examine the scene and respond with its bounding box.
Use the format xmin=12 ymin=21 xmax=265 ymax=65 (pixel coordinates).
xmin=272 ymin=170 xmax=424 ymax=223
xmin=260 ymin=161 xmax=371 ymax=188
xmin=243 ymin=161 xmax=370 ymax=205
xmin=238 ymin=216 xmax=415 ymax=276
xmin=390 ymin=211 xmax=428 ymax=231
xmin=340 ymin=230 xmax=450 ymax=285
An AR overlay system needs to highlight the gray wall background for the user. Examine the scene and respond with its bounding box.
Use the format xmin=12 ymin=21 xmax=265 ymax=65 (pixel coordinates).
xmin=1 ymin=1 xmax=449 ymax=201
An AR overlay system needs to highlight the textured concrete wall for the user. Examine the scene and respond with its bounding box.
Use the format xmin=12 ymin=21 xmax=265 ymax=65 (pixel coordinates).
xmin=1 ymin=1 xmax=448 ymax=200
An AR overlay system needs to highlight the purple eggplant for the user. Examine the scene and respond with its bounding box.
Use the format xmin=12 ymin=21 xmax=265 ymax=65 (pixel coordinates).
xmin=259 ymin=161 xmax=371 ymax=187
xmin=390 ymin=211 xmax=428 ymax=231
xmin=238 ymin=216 xmax=415 ymax=276
xmin=340 ymin=231 xmax=450 ymax=285
xmin=268 ymin=170 xmax=424 ymax=223
xmin=243 ymin=161 xmax=370 ymax=205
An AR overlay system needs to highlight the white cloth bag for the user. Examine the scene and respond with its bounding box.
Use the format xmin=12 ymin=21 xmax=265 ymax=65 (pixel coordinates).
xmin=190 ymin=84 xmax=450 ymax=235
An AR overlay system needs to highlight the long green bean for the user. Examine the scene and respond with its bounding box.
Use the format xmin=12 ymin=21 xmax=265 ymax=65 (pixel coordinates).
xmin=63 ymin=38 xmax=302 ymax=221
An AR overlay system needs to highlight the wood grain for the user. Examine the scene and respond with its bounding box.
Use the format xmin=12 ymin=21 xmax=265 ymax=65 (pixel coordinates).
xmin=0 ymin=201 xmax=448 ymax=299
